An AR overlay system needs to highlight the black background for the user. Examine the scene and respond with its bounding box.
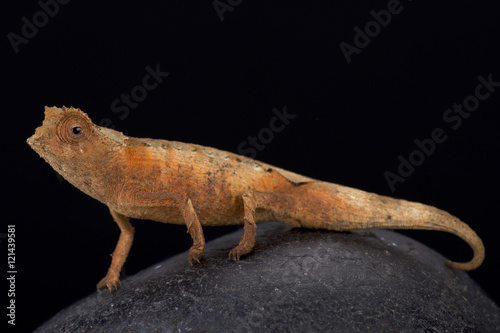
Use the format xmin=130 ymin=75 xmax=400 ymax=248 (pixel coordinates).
xmin=4 ymin=1 xmax=500 ymax=332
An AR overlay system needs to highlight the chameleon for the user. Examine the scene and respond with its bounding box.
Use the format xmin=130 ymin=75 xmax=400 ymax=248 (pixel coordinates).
xmin=27 ymin=106 xmax=485 ymax=291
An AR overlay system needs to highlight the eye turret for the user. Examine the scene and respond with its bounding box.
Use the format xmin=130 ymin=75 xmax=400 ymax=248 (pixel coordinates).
xmin=56 ymin=113 xmax=92 ymax=144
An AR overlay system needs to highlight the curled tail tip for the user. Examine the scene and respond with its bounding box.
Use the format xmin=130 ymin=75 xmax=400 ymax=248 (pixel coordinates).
xmin=445 ymin=257 xmax=484 ymax=271
xmin=446 ymin=230 xmax=485 ymax=271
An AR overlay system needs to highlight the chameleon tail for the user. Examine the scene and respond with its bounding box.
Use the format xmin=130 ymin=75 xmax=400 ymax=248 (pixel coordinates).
xmin=293 ymin=181 xmax=485 ymax=271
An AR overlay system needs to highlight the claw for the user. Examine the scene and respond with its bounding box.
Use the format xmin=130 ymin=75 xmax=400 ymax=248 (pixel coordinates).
xmin=97 ymin=274 xmax=122 ymax=292
xmin=228 ymin=249 xmax=240 ymax=261
xmin=228 ymin=245 xmax=250 ymax=260
xmin=188 ymin=248 xmax=202 ymax=265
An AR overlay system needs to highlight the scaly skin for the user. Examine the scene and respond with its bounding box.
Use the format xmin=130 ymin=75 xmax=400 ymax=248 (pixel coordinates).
xmin=27 ymin=106 xmax=485 ymax=291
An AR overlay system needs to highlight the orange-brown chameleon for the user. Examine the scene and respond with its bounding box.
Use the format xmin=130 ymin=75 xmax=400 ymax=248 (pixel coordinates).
xmin=27 ymin=106 xmax=485 ymax=291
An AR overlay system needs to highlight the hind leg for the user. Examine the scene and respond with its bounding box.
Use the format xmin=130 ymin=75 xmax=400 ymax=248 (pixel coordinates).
xmin=228 ymin=190 xmax=296 ymax=260
xmin=180 ymin=196 xmax=206 ymax=264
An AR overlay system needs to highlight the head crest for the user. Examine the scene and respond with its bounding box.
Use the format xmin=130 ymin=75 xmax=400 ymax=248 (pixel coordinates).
xmin=42 ymin=106 xmax=93 ymax=126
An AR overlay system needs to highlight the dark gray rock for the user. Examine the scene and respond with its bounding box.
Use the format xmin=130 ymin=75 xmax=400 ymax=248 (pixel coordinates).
xmin=35 ymin=223 xmax=500 ymax=333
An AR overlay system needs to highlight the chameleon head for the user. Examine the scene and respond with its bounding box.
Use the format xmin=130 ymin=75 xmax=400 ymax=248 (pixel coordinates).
xmin=27 ymin=106 xmax=96 ymax=177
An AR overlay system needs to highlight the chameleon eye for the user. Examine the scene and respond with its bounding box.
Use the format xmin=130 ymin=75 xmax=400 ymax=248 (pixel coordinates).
xmin=56 ymin=113 xmax=92 ymax=144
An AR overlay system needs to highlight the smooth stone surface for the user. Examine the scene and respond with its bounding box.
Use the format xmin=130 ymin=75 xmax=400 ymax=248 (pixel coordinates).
xmin=35 ymin=222 xmax=500 ymax=332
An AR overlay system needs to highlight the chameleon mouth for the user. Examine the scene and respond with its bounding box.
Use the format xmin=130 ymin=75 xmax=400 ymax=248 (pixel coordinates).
xmin=27 ymin=133 xmax=41 ymax=149
xmin=27 ymin=135 xmax=36 ymax=148
xmin=26 ymin=132 xmax=46 ymax=154
xmin=26 ymin=135 xmax=35 ymax=147
xmin=27 ymin=124 xmax=46 ymax=149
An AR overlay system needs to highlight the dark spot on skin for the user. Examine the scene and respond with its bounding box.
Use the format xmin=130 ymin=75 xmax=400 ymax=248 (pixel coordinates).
xmin=266 ymin=168 xmax=273 ymax=173
xmin=161 ymin=144 xmax=167 ymax=149
xmin=142 ymin=142 xmax=151 ymax=147
xmin=236 ymin=157 xmax=242 ymax=163
xmin=387 ymin=215 xmax=392 ymax=220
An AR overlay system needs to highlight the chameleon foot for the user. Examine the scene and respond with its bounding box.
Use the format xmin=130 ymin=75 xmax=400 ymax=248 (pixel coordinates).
xmin=188 ymin=247 xmax=203 ymax=264
xmin=97 ymin=274 xmax=122 ymax=292
xmin=228 ymin=244 xmax=253 ymax=260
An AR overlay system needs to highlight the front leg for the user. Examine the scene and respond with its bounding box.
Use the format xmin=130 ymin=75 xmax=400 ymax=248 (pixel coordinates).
xmin=134 ymin=191 xmax=206 ymax=263
xmin=97 ymin=209 xmax=135 ymax=292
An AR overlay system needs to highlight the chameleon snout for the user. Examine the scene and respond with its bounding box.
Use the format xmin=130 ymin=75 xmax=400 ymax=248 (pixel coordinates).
xmin=27 ymin=131 xmax=45 ymax=153
xmin=27 ymin=133 xmax=41 ymax=149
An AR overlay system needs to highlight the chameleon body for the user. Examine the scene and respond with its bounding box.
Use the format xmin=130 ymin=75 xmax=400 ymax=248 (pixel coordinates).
xmin=27 ymin=106 xmax=485 ymax=291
